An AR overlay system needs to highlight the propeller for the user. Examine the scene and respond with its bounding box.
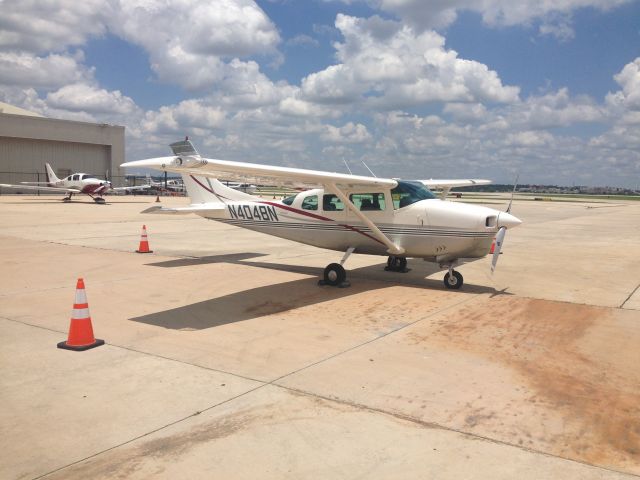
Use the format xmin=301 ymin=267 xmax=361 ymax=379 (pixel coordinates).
xmin=491 ymin=175 xmax=521 ymax=274
xmin=491 ymin=226 xmax=506 ymax=273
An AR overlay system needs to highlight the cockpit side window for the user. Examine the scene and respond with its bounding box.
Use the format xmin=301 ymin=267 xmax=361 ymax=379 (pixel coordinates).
xmin=391 ymin=180 xmax=436 ymax=209
xmin=282 ymin=194 xmax=297 ymax=206
xmin=322 ymin=194 xmax=344 ymax=211
xmin=72 ymin=174 xmax=80 ymax=181
xmin=301 ymin=195 xmax=318 ymax=211
xmin=349 ymin=193 xmax=386 ymax=211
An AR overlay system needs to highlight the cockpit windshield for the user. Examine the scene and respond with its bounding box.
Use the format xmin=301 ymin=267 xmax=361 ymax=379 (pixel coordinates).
xmin=391 ymin=180 xmax=436 ymax=208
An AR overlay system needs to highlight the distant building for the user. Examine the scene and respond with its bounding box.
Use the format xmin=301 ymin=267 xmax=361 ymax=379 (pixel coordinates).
xmin=0 ymin=102 xmax=124 ymax=187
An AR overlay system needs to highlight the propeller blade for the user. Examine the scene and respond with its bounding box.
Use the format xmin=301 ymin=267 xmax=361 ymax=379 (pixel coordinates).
xmin=491 ymin=226 xmax=507 ymax=274
xmin=506 ymin=173 xmax=519 ymax=213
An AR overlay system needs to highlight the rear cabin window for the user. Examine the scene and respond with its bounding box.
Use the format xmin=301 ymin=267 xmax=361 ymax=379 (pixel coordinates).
xmin=282 ymin=194 xmax=297 ymax=206
xmin=349 ymin=193 xmax=386 ymax=211
xmin=322 ymin=194 xmax=344 ymax=211
xmin=72 ymin=175 xmax=80 ymax=181
xmin=301 ymin=195 xmax=318 ymax=210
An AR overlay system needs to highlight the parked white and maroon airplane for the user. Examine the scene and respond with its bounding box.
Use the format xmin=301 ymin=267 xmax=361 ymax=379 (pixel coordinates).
xmin=0 ymin=163 xmax=149 ymax=203
xmin=121 ymin=139 xmax=521 ymax=289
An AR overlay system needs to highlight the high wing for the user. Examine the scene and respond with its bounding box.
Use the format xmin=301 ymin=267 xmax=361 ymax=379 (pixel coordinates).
xmin=418 ymin=179 xmax=491 ymax=199
xmin=419 ymin=179 xmax=491 ymax=188
xmin=0 ymin=183 xmax=81 ymax=193
xmin=122 ymin=156 xmax=397 ymax=191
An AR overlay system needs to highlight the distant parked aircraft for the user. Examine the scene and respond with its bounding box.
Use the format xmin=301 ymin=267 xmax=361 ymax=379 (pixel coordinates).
xmin=0 ymin=163 xmax=149 ymax=203
xmin=222 ymin=181 xmax=257 ymax=194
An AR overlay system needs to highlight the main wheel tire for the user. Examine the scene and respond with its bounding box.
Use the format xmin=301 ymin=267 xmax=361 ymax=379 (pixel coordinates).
xmin=323 ymin=263 xmax=346 ymax=286
xmin=387 ymin=256 xmax=407 ymax=271
xmin=94 ymin=197 xmax=106 ymax=204
xmin=443 ymin=271 xmax=463 ymax=289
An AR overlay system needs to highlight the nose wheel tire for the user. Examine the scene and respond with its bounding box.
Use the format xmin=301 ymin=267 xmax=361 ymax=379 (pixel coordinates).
xmin=444 ymin=271 xmax=463 ymax=289
xmin=323 ymin=263 xmax=346 ymax=287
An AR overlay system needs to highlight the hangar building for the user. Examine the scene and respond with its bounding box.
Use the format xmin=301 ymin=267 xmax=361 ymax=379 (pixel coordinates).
xmin=0 ymin=102 xmax=124 ymax=187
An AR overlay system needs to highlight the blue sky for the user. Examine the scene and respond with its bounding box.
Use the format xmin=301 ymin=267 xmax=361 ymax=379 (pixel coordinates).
xmin=1 ymin=0 xmax=639 ymax=187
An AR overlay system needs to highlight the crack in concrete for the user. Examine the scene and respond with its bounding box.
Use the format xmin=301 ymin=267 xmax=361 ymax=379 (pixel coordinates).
xmin=620 ymin=283 xmax=640 ymax=309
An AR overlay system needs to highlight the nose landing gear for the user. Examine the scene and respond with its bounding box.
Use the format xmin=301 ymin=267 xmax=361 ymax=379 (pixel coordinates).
xmin=319 ymin=247 xmax=353 ymax=288
xmin=443 ymin=269 xmax=463 ymax=289
xmin=323 ymin=263 xmax=347 ymax=286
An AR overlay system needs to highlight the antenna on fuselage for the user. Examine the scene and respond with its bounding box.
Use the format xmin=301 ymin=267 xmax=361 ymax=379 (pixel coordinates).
xmin=343 ymin=158 xmax=353 ymax=175
xmin=362 ymin=161 xmax=377 ymax=178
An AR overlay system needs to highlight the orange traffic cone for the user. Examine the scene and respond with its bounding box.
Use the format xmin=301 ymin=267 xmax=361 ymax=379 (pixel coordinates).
xmin=57 ymin=278 xmax=104 ymax=351
xmin=155 ymin=194 xmax=160 ymax=202
xmin=136 ymin=225 xmax=153 ymax=253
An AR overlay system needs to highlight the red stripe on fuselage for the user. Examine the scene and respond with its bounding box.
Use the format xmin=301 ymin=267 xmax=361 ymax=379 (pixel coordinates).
xmin=191 ymin=177 xmax=384 ymax=245
xmin=258 ymin=200 xmax=384 ymax=245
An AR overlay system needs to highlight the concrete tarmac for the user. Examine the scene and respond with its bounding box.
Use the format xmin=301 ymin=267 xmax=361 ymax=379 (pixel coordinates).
xmin=0 ymin=194 xmax=639 ymax=479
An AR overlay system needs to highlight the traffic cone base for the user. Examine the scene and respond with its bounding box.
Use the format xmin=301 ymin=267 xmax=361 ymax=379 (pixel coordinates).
xmin=57 ymin=338 xmax=105 ymax=351
xmin=58 ymin=278 xmax=104 ymax=351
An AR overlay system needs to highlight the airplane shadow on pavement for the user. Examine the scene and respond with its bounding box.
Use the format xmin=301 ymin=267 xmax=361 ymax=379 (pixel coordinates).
xmin=131 ymin=253 xmax=508 ymax=330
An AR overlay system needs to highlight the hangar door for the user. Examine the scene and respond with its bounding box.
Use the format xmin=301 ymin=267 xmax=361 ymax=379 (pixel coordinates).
xmin=0 ymin=137 xmax=111 ymax=185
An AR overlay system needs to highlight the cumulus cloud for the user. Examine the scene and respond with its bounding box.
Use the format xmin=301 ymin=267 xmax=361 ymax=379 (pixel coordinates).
xmin=606 ymin=57 xmax=640 ymax=111
xmin=110 ymin=0 xmax=280 ymax=91
xmin=0 ymin=0 xmax=281 ymax=93
xmin=337 ymin=0 xmax=632 ymax=34
xmin=322 ymin=122 xmax=372 ymax=143
xmin=0 ymin=0 xmax=110 ymax=53
xmin=46 ymin=84 xmax=137 ymax=115
xmin=0 ymin=51 xmax=91 ymax=90
xmin=141 ymin=100 xmax=226 ymax=135
xmin=301 ymin=15 xmax=519 ymax=108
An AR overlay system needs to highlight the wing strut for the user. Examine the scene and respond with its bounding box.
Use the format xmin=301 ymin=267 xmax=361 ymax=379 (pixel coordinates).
xmin=327 ymin=183 xmax=405 ymax=256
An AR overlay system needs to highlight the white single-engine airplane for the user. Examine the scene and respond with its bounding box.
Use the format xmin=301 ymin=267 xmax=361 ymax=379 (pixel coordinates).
xmin=0 ymin=163 xmax=149 ymax=203
xmin=122 ymin=139 xmax=521 ymax=289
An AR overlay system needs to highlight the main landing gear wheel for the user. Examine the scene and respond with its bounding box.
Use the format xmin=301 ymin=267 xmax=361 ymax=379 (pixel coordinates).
xmin=386 ymin=255 xmax=407 ymax=272
xmin=94 ymin=197 xmax=106 ymax=204
xmin=322 ymin=263 xmax=347 ymax=287
xmin=62 ymin=196 xmax=71 ymax=202
xmin=443 ymin=271 xmax=463 ymax=290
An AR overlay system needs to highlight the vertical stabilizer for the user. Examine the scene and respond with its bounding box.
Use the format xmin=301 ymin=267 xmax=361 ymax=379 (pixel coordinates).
xmin=45 ymin=163 xmax=60 ymax=185
xmin=181 ymin=174 xmax=256 ymax=204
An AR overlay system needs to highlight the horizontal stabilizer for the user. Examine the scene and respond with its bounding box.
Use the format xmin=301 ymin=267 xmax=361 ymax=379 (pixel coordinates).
xmin=141 ymin=204 xmax=226 ymax=215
